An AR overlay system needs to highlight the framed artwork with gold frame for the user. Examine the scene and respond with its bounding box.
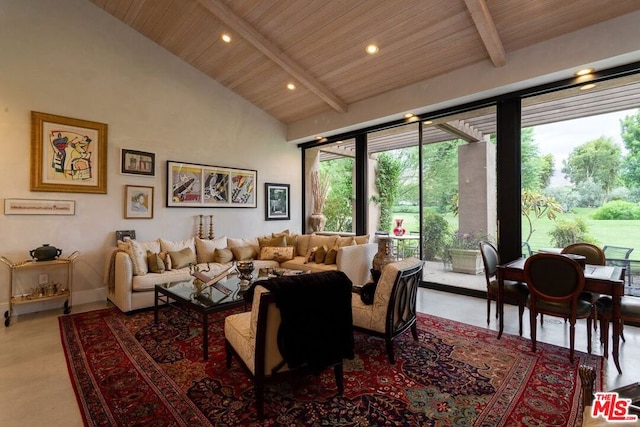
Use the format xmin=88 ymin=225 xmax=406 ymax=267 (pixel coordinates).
xmin=30 ymin=111 xmax=108 ymax=194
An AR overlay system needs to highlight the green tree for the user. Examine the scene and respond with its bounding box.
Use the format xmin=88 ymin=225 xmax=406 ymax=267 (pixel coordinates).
xmin=561 ymin=136 xmax=622 ymax=203
xmin=321 ymin=158 xmax=354 ymax=232
xmin=372 ymin=152 xmax=402 ymax=232
xmin=421 ymin=140 xmax=461 ymax=212
xmin=521 ymin=189 xmax=563 ymax=242
xmin=539 ymin=153 xmax=555 ymax=189
xmin=621 ymin=110 xmax=640 ymax=188
xmin=521 ymin=128 xmax=542 ymax=190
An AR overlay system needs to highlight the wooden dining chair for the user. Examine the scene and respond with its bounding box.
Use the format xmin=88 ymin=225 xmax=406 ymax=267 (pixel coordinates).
xmin=525 ymin=253 xmax=593 ymax=362
xmin=479 ymin=241 xmax=529 ymax=336
xmin=595 ymin=295 xmax=640 ymax=357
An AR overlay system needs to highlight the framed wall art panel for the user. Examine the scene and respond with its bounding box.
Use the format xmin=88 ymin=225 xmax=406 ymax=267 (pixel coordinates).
xmin=166 ymin=161 xmax=257 ymax=208
xmin=4 ymin=198 xmax=76 ymax=215
xmin=265 ymin=183 xmax=290 ymax=220
xmin=124 ymin=185 xmax=154 ymax=219
xmin=121 ymin=149 xmax=155 ymax=176
xmin=30 ymin=111 xmax=107 ymax=194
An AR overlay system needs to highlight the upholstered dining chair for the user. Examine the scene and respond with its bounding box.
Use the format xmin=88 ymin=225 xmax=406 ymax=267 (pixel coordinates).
xmin=562 ymin=242 xmax=606 ymax=328
xmin=224 ymin=271 xmax=353 ymax=419
xmin=351 ymin=257 xmax=423 ymax=364
xmin=479 ymin=241 xmax=529 ymax=336
xmin=525 ymin=253 xmax=593 ymax=362
xmin=595 ymin=295 xmax=640 ymax=357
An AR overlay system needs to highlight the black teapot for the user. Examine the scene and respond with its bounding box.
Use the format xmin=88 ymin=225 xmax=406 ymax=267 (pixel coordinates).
xmin=30 ymin=244 xmax=62 ymax=261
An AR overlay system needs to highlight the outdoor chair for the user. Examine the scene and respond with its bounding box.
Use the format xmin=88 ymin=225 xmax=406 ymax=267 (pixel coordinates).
xmin=524 ymin=253 xmax=593 ymax=362
xmin=479 ymin=241 xmax=529 ymax=336
xmin=351 ymin=257 xmax=423 ymax=364
xmin=603 ymin=245 xmax=634 ymax=286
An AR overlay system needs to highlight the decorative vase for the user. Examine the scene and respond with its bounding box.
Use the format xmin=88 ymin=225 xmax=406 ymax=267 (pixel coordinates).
xmin=371 ymin=237 xmax=396 ymax=282
xmin=30 ymin=244 xmax=62 ymax=261
xmin=393 ymin=219 xmax=406 ymax=236
xmin=309 ymin=213 xmax=327 ymax=232
xmin=449 ymin=248 xmax=484 ymax=275
xmin=236 ymin=260 xmax=255 ymax=282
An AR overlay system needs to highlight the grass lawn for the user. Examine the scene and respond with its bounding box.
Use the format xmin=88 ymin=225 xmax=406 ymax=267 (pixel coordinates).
xmin=390 ymin=208 xmax=640 ymax=261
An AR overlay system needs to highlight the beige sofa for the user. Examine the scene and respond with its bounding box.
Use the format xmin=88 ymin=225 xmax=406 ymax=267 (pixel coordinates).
xmin=104 ymin=233 xmax=377 ymax=313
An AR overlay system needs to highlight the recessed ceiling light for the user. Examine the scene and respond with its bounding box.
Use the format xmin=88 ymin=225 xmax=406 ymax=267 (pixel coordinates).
xmin=404 ymin=113 xmax=414 ymax=119
xmin=580 ymin=83 xmax=596 ymax=90
xmin=287 ymin=83 xmax=296 ymax=90
xmin=575 ymin=68 xmax=594 ymax=76
xmin=315 ymin=136 xmax=323 ymax=140
xmin=221 ymin=34 xmax=231 ymax=43
xmin=423 ymin=120 xmax=433 ymax=125
xmin=365 ymin=44 xmax=379 ymax=55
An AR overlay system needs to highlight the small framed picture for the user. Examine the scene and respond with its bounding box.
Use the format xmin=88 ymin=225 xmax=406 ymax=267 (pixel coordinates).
xmin=124 ymin=185 xmax=154 ymax=219
xmin=265 ymin=183 xmax=290 ymax=221
xmin=115 ymin=230 xmax=136 ymax=244
xmin=121 ymin=149 xmax=155 ymax=176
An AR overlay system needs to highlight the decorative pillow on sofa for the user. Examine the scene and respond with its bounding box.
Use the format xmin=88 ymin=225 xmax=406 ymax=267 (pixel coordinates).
xmin=160 ymin=237 xmax=196 ymax=254
xmin=168 ymin=247 xmax=196 ymax=269
xmin=305 ymin=246 xmax=318 ymax=263
xmin=354 ymin=235 xmax=370 ymax=245
xmin=314 ymin=245 xmax=328 ymax=263
xmin=257 ymin=234 xmax=286 ymax=250
xmin=147 ymin=250 xmax=165 ymax=274
xmin=297 ymin=234 xmax=312 ymax=258
xmin=324 ymin=247 xmax=338 ymax=265
xmin=230 ymin=246 xmax=257 ymax=261
xmin=118 ymin=239 xmax=161 ymax=276
xmin=336 ymin=236 xmax=356 ymax=247
xmin=259 ymin=246 xmax=294 ymax=262
xmin=309 ymin=234 xmax=339 ymax=251
xmin=227 ymin=237 xmax=260 ymax=255
xmin=214 ymin=248 xmax=234 ymax=263
xmin=195 ymin=236 xmax=227 ymax=263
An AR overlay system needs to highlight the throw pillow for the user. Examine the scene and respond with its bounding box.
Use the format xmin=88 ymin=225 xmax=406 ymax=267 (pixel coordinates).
xmin=168 ymin=247 xmax=196 ymax=269
xmin=324 ymin=247 xmax=338 ymax=265
xmin=354 ymin=235 xmax=370 ymax=245
xmin=336 ymin=236 xmax=355 ymax=247
xmin=314 ymin=245 xmax=328 ymax=263
xmin=259 ymin=246 xmax=295 ymax=262
xmin=227 ymin=237 xmax=260 ymax=255
xmin=214 ymin=248 xmax=234 ymax=263
xmin=230 ymin=246 xmax=257 ymax=261
xmin=296 ymin=234 xmax=312 ymax=258
xmin=305 ymin=246 xmax=318 ymax=263
xmin=146 ymin=250 xmax=165 ymax=273
xmin=309 ymin=234 xmax=338 ymax=251
xmin=195 ymin=236 xmax=227 ymax=263
xmin=285 ymin=234 xmax=299 ymax=256
xmin=119 ymin=239 xmax=161 ymax=276
xmin=257 ymin=234 xmax=286 ymax=250
xmin=159 ymin=251 xmax=171 ymax=270
xmin=360 ymin=282 xmax=377 ymax=305
xmin=159 ymin=237 xmax=196 ymax=254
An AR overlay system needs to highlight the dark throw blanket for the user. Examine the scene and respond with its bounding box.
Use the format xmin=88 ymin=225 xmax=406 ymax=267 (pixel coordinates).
xmin=257 ymin=270 xmax=355 ymax=374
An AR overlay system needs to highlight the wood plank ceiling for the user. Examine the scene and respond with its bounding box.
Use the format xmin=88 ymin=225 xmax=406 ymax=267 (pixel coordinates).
xmin=89 ymin=0 xmax=640 ymax=126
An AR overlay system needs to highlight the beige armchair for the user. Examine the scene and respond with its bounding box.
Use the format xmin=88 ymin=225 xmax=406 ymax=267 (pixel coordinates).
xmin=351 ymin=257 xmax=424 ymax=363
xmin=224 ymin=271 xmax=353 ymax=419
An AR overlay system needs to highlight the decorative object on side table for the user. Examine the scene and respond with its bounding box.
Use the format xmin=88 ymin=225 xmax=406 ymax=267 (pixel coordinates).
xmin=115 ymin=230 xmax=136 ymax=244
xmin=393 ymin=218 xmax=406 ymax=236
xmin=236 ymin=261 xmax=255 ymax=283
xmin=371 ymin=236 xmax=396 ymax=283
xmin=30 ymin=244 xmax=62 ymax=261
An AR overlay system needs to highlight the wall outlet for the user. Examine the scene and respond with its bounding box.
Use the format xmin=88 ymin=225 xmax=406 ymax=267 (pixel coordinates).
xmin=38 ymin=273 xmax=49 ymax=285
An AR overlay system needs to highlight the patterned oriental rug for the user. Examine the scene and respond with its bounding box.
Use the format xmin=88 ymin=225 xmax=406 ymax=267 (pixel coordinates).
xmin=59 ymin=307 xmax=603 ymax=426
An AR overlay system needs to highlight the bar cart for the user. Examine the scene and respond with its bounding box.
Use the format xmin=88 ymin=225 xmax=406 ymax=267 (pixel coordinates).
xmin=1 ymin=251 xmax=80 ymax=327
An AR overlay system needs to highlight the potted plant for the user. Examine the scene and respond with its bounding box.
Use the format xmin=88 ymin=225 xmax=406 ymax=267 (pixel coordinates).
xmin=442 ymin=230 xmax=488 ymax=275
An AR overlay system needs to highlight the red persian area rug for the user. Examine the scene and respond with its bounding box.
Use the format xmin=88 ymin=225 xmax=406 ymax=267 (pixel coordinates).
xmin=59 ymin=307 xmax=603 ymax=426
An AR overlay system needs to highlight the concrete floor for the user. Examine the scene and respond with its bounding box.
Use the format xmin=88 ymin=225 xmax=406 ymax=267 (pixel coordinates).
xmin=1 ymin=288 xmax=638 ymax=427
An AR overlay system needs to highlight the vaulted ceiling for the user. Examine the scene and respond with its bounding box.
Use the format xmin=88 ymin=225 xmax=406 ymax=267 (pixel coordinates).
xmin=89 ymin=0 xmax=640 ymax=126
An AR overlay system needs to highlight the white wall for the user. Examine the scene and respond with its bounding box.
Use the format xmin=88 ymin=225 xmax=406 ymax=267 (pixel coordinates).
xmin=0 ymin=0 xmax=299 ymax=312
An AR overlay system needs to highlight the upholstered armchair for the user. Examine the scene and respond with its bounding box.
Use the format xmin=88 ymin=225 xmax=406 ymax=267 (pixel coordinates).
xmin=351 ymin=257 xmax=424 ymax=364
xmin=224 ymin=271 xmax=354 ymax=419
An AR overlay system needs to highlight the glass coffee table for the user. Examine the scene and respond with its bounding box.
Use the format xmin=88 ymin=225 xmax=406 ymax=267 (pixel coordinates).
xmin=154 ymin=275 xmax=249 ymax=360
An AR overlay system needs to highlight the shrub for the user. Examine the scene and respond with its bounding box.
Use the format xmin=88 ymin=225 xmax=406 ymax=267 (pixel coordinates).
xmin=421 ymin=210 xmax=450 ymax=261
xmin=592 ymin=200 xmax=640 ymax=220
xmin=548 ymin=218 xmax=598 ymax=247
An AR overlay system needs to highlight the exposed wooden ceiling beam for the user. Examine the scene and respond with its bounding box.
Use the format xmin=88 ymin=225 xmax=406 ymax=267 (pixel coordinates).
xmin=463 ymin=0 xmax=506 ymax=67
xmin=195 ymin=0 xmax=347 ymax=113
xmin=436 ymin=120 xmax=484 ymax=142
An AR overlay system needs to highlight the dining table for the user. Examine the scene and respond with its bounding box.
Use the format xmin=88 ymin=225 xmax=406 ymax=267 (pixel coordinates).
xmin=497 ymin=257 xmax=625 ymax=374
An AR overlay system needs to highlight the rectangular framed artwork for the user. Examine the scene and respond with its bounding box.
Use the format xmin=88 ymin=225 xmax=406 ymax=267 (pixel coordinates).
xmin=121 ymin=149 xmax=155 ymax=176
xmin=30 ymin=111 xmax=107 ymax=194
xmin=4 ymin=198 xmax=76 ymax=215
xmin=265 ymin=183 xmax=290 ymax=220
xmin=124 ymin=185 xmax=154 ymax=219
xmin=166 ymin=161 xmax=257 ymax=208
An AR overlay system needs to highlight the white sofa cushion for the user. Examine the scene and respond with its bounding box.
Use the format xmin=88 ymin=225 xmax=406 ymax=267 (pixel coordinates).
xmin=195 ymin=236 xmax=227 ymax=263
xmin=118 ymin=239 xmax=161 ymax=276
xmin=160 ymin=237 xmax=196 ymax=254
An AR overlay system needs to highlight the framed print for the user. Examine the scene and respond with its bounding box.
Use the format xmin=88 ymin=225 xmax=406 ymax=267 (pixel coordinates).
xmin=265 ymin=183 xmax=290 ymax=220
xmin=124 ymin=185 xmax=154 ymax=219
xmin=166 ymin=161 xmax=257 ymax=208
xmin=30 ymin=111 xmax=108 ymax=194
xmin=4 ymin=198 xmax=75 ymax=215
xmin=121 ymin=149 xmax=155 ymax=176
xmin=115 ymin=230 xmax=136 ymax=244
